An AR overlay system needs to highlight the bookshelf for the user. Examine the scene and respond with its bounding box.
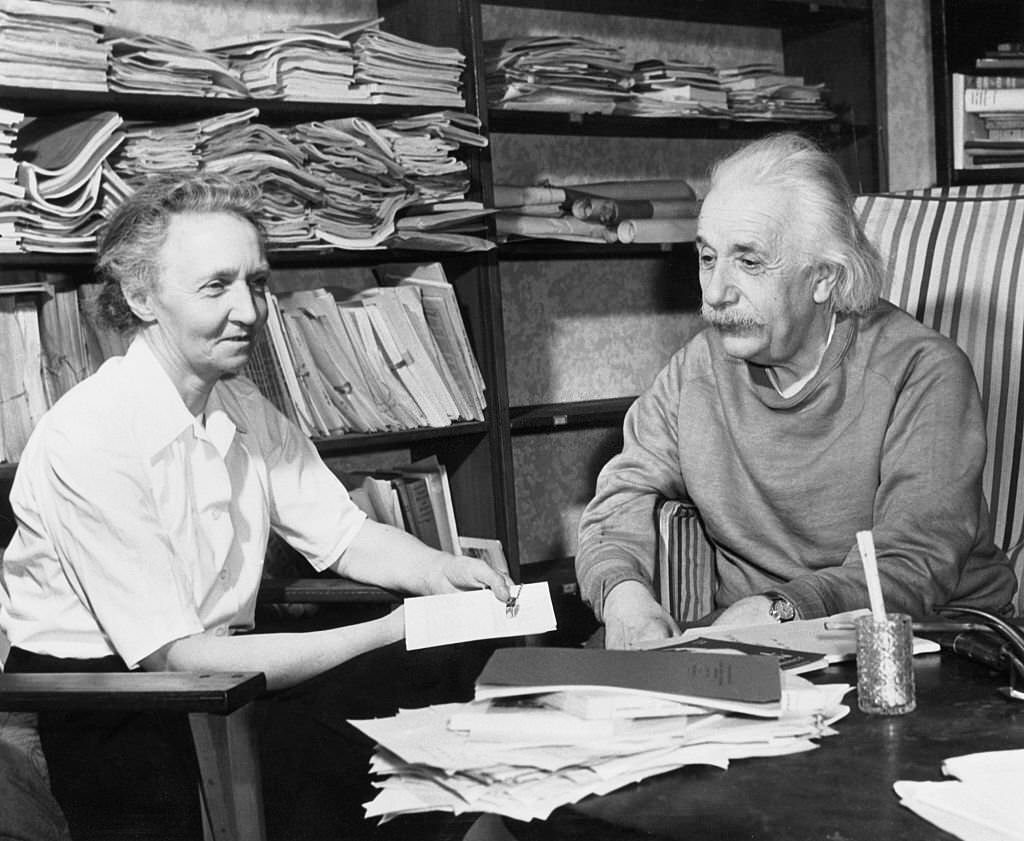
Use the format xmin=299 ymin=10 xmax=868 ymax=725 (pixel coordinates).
xmin=932 ymin=0 xmax=1024 ymax=185
xmin=0 ymin=0 xmax=887 ymax=593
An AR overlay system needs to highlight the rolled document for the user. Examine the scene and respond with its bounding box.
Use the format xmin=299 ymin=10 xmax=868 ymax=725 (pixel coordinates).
xmin=496 ymin=212 xmax=617 ymax=242
xmin=492 ymin=184 xmax=566 ymax=208
xmin=616 ymin=217 xmax=698 ymax=244
xmin=572 ymin=197 xmax=701 ymax=225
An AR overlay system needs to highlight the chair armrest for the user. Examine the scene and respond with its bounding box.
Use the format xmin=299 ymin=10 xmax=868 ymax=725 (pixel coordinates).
xmin=0 ymin=672 xmax=265 ymax=714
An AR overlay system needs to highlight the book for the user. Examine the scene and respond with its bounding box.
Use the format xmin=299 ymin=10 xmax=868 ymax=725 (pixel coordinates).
xmin=650 ymin=636 xmax=830 ymax=675
xmin=964 ymin=86 xmax=1024 ymax=113
xmin=396 ymin=456 xmax=460 ymax=555
xmin=474 ymin=647 xmax=784 ymax=714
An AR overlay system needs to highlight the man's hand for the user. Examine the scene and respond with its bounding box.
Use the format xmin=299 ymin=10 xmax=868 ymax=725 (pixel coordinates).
xmin=712 ymin=595 xmax=774 ymax=627
xmin=429 ymin=553 xmax=513 ymax=603
xmin=602 ymin=580 xmax=680 ymax=649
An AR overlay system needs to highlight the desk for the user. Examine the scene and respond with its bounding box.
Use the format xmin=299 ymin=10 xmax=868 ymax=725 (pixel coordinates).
xmin=362 ymin=652 xmax=1024 ymax=841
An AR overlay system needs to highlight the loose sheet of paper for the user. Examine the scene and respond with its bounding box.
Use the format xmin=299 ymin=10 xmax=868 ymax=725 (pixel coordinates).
xmin=404 ymin=581 xmax=556 ymax=650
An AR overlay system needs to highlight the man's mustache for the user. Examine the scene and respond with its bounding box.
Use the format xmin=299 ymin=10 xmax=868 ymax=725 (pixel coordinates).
xmin=701 ymin=305 xmax=764 ymax=331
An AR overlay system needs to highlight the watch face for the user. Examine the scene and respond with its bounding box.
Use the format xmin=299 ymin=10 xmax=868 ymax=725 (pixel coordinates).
xmin=770 ymin=598 xmax=796 ymax=622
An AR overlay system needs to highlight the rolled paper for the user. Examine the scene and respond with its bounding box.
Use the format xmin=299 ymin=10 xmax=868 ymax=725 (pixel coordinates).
xmin=616 ymin=217 xmax=698 ymax=244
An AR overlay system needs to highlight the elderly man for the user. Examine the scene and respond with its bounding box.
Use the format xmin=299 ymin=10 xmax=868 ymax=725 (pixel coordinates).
xmin=0 ymin=172 xmax=510 ymax=838
xmin=576 ymin=133 xmax=1017 ymax=650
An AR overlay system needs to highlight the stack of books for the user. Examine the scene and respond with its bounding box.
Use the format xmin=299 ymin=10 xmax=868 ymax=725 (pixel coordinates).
xmin=493 ymin=178 xmax=699 ymax=245
xmin=952 ymin=71 xmax=1024 ymax=170
xmin=344 ymin=456 xmax=462 ymax=554
xmin=244 ymin=263 xmax=485 ymax=438
xmin=351 ymin=646 xmax=851 ymax=822
xmin=0 ymin=0 xmax=113 ymax=91
xmin=210 ymin=18 xmax=381 ymax=101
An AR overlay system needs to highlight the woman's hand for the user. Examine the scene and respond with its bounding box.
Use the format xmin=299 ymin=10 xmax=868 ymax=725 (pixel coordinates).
xmin=429 ymin=553 xmax=514 ymax=602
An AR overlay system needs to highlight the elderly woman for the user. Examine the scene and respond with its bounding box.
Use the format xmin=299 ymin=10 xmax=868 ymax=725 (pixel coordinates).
xmin=0 ymin=172 xmax=510 ymax=839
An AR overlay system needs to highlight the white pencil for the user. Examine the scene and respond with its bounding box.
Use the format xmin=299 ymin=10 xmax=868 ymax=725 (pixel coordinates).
xmin=856 ymin=530 xmax=887 ymax=622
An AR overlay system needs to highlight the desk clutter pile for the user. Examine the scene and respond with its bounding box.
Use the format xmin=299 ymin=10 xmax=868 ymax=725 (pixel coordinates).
xmin=350 ymin=646 xmax=851 ymax=822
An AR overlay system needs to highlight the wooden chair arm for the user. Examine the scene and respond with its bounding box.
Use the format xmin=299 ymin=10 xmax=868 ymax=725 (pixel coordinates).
xmin=0 ymin=671 xmax=266 ymax=713
xmin=0 ymin=672 xmax=268 ymax=841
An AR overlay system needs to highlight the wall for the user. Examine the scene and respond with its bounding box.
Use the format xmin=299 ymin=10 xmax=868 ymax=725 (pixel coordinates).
xmin=885 ymin=0 xmax=936 ymax=189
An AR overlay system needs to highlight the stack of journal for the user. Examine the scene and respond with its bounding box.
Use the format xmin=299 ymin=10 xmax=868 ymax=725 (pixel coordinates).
xmin=351 ymin=646 xmax=851 ymax=822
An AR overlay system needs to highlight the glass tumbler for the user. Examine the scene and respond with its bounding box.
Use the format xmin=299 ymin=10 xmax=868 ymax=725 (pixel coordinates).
xmin=855 ymin=612 xmax=916 ymax=715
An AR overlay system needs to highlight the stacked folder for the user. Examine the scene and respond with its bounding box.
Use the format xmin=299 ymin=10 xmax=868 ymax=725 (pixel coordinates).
xmin=244 ymin=263 xmax=485 ymax=437
xmin=352 ymin=647 xmax=851 ymax=822
xmin=0 ymin=0 xmax=113 ymax=92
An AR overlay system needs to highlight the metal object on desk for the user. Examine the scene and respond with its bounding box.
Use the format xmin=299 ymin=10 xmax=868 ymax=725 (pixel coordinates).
xmin=936 ymin=604 xmax=1024 ymax=701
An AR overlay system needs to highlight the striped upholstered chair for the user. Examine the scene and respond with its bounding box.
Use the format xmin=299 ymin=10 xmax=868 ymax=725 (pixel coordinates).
xmin=656 ymin=184 xmax=1024 ymax=622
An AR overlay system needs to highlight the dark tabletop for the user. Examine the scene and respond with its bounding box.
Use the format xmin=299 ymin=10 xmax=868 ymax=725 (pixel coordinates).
xmin=366 ymin=652 xmax=1024 ymax=841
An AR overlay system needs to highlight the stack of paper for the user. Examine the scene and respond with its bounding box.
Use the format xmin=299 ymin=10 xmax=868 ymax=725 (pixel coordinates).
xmin=485 ymin=35 xmax=632 ymax=115
xmin=719 ymin=64 xmax=835 ymax=122
xmin=895 ymin=749 xmax=1024 ymax=841
xmin=0 ymin=0 xmax=113 ymax=91
xmin=211 ymin=19 xmax=381 ymax=101
xmin=353 ymin=647 xmax=850 ymax=822
xmin=354 ymin=29 xmax=465 ymax=108
xmin=105 ymin=30 xmax=247 ymax=98
xmin=14 ymin=109 xmax=124 ymax=253
xmin=638 ymin=611 xmax=941 ymax=664
xmin=622 ymin=59 xmax=729 ymax=117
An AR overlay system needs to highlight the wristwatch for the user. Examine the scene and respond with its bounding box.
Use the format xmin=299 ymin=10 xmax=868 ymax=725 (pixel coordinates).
xmin=764 ymin=592 xmax=798 ymax=623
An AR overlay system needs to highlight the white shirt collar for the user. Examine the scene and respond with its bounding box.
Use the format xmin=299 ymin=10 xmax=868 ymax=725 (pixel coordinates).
xmin=767 ymin=313 xmax=838 ymax=398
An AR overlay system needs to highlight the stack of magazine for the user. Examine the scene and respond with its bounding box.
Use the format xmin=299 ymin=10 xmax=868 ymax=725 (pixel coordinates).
xmin=13 ymin=109 xmax=125 ymax=253
xmin=354 ymin=28 xmax=466 ymax=108
xmin=0 ymin=0 xmax=113 ymax=91
xmin=210 ymin=18 xmax=382 ymax=101
xmin=244 ymin=262 xmax=485 ymax=438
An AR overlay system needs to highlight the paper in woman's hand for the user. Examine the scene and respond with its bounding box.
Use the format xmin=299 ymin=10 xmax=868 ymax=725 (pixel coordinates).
xmin=404 ymin=581 xmax=556 ymax=650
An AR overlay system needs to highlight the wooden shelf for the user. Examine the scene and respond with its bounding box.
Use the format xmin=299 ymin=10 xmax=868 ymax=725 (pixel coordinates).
xmin=483 ymin=0 xmax=871 ymax=27
xmin=488 ymin=110 xmax=855 ymax=139
xmin=0 ymin=86 xmax=445 ymax=121
xmin=509 ymin=397 xmax=635 ymax=433
xmin=312 ymin=421 xmax=489 ymax=455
